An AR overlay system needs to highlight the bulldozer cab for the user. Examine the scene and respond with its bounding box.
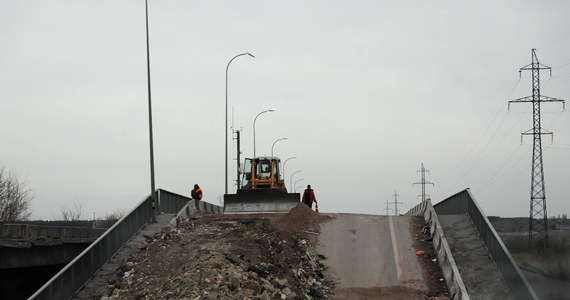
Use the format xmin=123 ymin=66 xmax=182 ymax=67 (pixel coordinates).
xmin=224 ymin=156 xmax=299 ymax=213
xmin=241 ymin=157 xmax=285 ymax=190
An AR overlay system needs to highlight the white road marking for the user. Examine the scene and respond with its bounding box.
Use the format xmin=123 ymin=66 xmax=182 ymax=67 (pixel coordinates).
xmin=388 ymin=216 xmax=403 ymax=282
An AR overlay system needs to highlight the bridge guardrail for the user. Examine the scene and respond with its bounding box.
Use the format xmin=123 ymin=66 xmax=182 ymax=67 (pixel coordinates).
xmin=29 ymin=189 xmax=222 ymax=300
xmin=406 ymin=200 xmax=469 ymax=300
xmin=433 ymin=189 xmax=538 ymax=300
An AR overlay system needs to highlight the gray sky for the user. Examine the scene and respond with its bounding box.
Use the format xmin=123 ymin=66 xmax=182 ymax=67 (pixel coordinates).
xmin=1 ymin=0 xmax=569 ymax=220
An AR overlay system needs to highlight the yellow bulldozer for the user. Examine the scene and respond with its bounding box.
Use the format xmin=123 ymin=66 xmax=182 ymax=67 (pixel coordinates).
xmin=224 ymin=156 xmax=300 ymax=213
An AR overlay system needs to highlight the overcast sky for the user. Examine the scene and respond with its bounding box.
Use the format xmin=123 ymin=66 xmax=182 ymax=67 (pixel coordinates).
xmin=1 ymin=0 xmax=569 ymax=220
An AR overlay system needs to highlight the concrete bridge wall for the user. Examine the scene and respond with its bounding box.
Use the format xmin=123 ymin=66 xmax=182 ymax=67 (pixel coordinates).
xmin=0 ymin=225 xmax=105 ymax=269
xmin=0 ymin=224 xmax=105 ymax=240
xmin=29 ymin=189 xmax=222 ymax=300
xmin=434 ymin=189 xmax=538 ymax=300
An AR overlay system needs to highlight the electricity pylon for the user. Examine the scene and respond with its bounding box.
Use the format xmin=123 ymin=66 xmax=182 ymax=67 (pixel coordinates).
xmin=508 ymin=49 xmax=565 ymax=249
xmin=413 ymin=163 xmax=434 ymax=202
xmin=390 ymin=191 xmax=403 ymax=215
xmin=383 ymin=199 xmax=392 ymax=216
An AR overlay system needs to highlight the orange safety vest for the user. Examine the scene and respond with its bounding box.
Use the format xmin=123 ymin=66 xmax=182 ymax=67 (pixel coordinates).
xmin=193 ymin=188 xmax=203 ymax=199
xmin=303 ymin=189 xmax=315 ymax=203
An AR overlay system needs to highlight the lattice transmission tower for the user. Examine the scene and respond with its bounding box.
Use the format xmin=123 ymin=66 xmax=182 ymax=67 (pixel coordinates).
xmin=390 ymin=191 xmax=403 ymax=215
xmin=508 ymin=49 xmax=565 ymax=249
xmin=384 ymin=199 xmax=392 ymax=216
xmin=413 ymin=163 xmax=434 ymax=202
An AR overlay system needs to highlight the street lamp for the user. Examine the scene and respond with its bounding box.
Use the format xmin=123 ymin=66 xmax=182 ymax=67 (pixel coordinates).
xmin=294 ymin=178 xmax=304 ymax=192
xmin=145 ymin=0 xmax=156 ymax=222
xmin=225 ymin=52 xmax=254 ymax=194
xmin=271 ymin=138 xmax=287 ymax=156
xmin=295 ymin=185 xmax=304 ymax=192
xmin=253 ymin=109 xmax=274 ymax=157
xmin=290 ymin=170 xmax=302 ymax=192
xmin=282 ymin=157 xmax=296 ymax=187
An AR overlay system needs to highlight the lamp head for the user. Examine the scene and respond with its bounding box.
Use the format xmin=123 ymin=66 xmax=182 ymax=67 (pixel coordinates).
xmin=247 ymin=52 xmax=255 ymax=58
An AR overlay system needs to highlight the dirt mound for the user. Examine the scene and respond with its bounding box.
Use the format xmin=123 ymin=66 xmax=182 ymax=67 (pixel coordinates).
xmin=96 ymin=212 xmax=334 ymax=299
xmin=272 ymin=203 xmax=333 ymax=245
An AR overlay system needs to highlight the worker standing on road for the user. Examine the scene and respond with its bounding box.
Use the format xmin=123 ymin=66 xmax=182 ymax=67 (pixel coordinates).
xmin=302 ymin=185 xmax=316 ymax=209
xmin=191 ymin=184 xmax=203 ymax=200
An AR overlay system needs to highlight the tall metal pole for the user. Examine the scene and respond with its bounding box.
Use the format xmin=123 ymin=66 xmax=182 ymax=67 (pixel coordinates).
xmin=235 ymin=130 xmax=241 ymax=190
xmin=508 ymin=49 xmax=565 ymax=249
xmin=225 ymin=52 xmax=254 ymax=195
xmin=145 ymin=0 xmax=156 ymax=222
xmin=271 ymin=138 xmax=287 ymax=156
xmin=253 ymin=109 xmax=274 ymax=157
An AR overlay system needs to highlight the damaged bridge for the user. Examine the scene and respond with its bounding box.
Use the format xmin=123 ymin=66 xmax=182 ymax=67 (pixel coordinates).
xmin=21 ymin=189 xmax=538 ymax=299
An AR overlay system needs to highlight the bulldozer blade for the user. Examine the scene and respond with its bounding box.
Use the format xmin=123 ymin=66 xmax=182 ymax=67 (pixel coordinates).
xmin=223 ymin=191 xmax=300 ymax=214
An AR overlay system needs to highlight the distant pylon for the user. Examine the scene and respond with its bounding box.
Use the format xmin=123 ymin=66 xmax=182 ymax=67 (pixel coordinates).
xmin=413 ymin=163 xmax=434 ymax=202
xmin=390 ymin=191 xmax=403 ymax=215
xmin=383 ymin=199 xmax=392 ymax=216
xmin=508 ymin=49 xmax=565 ymax=249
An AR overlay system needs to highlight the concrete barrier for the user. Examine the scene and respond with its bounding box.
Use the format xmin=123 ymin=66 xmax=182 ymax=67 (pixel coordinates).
xmin=434 ymin=189 xmax=538 ymax=300
xmin=406 ymin=200 xmax=469 ymax=300
xmin=169 ymin=199 xmax=224 ymax=227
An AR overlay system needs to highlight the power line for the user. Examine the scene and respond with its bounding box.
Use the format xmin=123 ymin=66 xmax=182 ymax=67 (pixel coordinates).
xmin=551 ymin=72 xmax=570 ymax=79
xmin=479 ymin=160 xmax=531 ymax=206
xmin=433 ymin=80 xmax=521 ymax=183
xmin=474 ymin=145 xmax=524 ymax=194
xmin=540 ymin=31 xmax=570 ymax=49
xmin=445 ymin=106 xmax=529 ymax=194
xmin=474 ymin=145 xmax=531 ymax=196
xmin=553 ymin=61 xmax=570 ymax=70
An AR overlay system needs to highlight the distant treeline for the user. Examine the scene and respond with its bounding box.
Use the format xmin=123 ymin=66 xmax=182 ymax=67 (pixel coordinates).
xmin=489 ymin=215 xmax=568 ymax=233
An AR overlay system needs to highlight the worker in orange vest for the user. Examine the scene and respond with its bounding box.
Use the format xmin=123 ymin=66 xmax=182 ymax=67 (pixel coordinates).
xmin=302 ymin=185 xmax=316 ymax=209
xmin=191 ymin=184 xmax=203 ymax=200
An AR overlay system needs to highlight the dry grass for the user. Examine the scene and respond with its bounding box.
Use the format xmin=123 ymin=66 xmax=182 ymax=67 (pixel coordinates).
xmin=498 ymin=229 xmax=570 ymax=282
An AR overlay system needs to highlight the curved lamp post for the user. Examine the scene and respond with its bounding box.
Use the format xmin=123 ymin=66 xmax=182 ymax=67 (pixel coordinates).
xmin=271 ymin=138 xmax=287 ymax=156
xmin=282 ymin=157 xmax=296 ymax=187
xmin=289 ymin=170 xmax=302 ymax=192
xmin=225 ymin=52 xmax=254 ymax=194
xmin=253 ymin=109 xmax=274 ymax=157
xmin=295 ymin=185 xmax=304 ymax=192
xmin=294 ymin=178 xmax=304 ymax=192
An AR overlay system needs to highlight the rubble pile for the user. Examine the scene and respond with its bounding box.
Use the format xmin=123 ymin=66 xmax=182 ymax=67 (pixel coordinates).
xmin=101 ymin=205 xmax=333 ymax=299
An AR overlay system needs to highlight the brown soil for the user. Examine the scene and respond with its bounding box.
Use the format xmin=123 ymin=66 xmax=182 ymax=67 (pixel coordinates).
xmin=100 ymin=203 xmax=334 ymax=299
xmin=93 ymin=206 xmax=448 ymax=300
xmin=409 ymin=216 xmax=450 ymax=299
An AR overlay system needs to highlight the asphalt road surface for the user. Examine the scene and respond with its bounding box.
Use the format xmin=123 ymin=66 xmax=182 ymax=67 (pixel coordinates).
xmin=317 ymin=214 xmax=435 ymax=299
